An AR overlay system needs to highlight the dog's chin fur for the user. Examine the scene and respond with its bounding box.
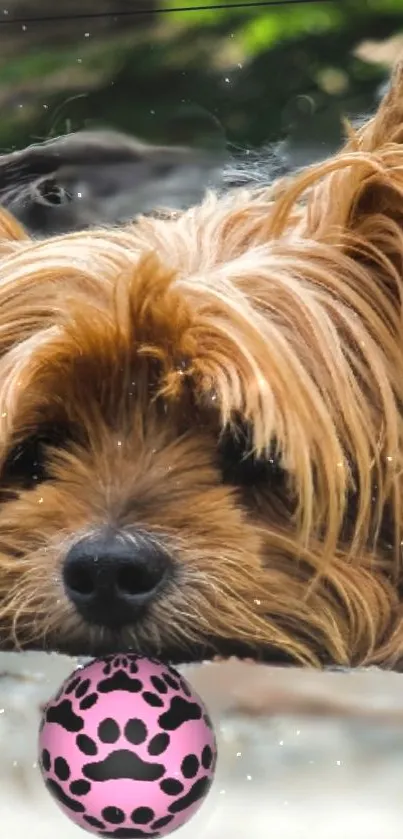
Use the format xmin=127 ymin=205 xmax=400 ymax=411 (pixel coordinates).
xmin=2 ymin=66 xmax=403 ymax=669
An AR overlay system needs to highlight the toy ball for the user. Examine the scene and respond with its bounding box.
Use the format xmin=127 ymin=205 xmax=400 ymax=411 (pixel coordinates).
xmin=38 ymin=655 xmax=217 ymax=837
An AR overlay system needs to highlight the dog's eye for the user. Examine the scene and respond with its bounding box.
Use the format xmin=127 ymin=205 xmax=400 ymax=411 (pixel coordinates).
xmin=218 ymin=424 xmax=285 ymax=487
xmin=2 ymin=424 xmax=72 ymax=489
xmin=35 ymin=177 xmax=72 ymax=206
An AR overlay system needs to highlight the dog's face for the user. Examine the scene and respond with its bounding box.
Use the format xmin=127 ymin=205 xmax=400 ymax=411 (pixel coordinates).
xmin=0 ymin=247 xmax=294 ymax=666
xmin=0 ymin=225 xmax=391 ymax=671
xmin=1 ymin=67 xmax=403 ymax=670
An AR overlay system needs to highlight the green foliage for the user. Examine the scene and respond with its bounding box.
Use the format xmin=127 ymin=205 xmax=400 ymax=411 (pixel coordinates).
xmin=239 ymin=5 xmax=345 ymax=55
xmin=0 ymin=0 xmax=401 ymax=154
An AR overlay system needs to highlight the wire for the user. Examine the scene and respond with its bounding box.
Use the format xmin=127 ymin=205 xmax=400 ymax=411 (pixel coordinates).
xmin=0 ymin=0 xmax=336 ymax=26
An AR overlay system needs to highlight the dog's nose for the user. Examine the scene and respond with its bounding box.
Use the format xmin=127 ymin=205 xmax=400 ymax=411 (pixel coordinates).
xmin=63 ymin=531 xmax=171 ymax=628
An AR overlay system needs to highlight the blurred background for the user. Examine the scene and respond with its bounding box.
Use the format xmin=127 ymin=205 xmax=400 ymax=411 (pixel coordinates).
xmin=0 ymin=0 xmax=401 ymax=234
xmin=0 ymin=0 xmax=400 ymax=154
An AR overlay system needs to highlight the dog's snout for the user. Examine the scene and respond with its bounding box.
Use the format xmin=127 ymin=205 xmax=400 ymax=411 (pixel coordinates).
xmin=63 ymin=531 xmax=171 ymax=628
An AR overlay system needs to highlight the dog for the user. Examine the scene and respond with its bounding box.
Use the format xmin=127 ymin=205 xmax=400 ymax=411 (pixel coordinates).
xmin=0 ymin=129 xmax=224 ymax=236
xmin=0 ymin=62 xmax=402 ymax=671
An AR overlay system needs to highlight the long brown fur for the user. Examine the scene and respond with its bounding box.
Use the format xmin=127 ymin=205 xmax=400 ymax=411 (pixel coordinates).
xmin=1 ymin=65 xmax=403 ymax=668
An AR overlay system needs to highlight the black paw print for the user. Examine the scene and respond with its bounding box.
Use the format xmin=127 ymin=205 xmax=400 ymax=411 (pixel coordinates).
xmin=44 ymin=674 xmax=99 ymax=735
xmin=78 ymin=714 xmax=166 ymax=782
xmin=84 ymin=807 xmax=175 ymax=838
xmin=101 ymin=655 xmax=142 ymax=677
xmin=39 ymin=748 xmax=92 ymax=815
xmin=94 ymin=656 xmax=149 ymax=696
xmin=65 ymin=673 xmax=99 ymax=709
xmin=80 ymin=715 xmax=215 ymax=819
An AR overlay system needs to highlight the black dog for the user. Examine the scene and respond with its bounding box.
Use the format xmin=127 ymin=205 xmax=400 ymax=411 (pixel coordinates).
xmin=0 ymin=129 xmax=225 ymax=236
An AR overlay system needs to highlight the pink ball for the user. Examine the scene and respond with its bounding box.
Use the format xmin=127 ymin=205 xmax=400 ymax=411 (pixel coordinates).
xmin=38 ymin=655 xmax=217 ymax=837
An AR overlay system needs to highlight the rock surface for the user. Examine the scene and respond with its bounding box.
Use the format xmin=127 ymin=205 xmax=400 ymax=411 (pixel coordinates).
xmin=1 ymin=653 xmax=403 ymax=838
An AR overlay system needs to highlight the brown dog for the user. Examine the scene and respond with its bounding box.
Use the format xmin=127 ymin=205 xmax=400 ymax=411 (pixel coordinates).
xmin=0 ymin=63 xmax=402 ymax=671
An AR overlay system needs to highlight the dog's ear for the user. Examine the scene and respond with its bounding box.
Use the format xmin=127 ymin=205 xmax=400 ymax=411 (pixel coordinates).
xmin=347 ymin=61 xmax=403 ymax=153
xmin=338 ymin=59 xmax=403 ymax=234
xmin=293 ymin=60 xmax=403 ymax=245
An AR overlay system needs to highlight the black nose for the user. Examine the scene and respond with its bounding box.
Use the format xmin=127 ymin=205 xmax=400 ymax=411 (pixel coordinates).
xmin=63 ymin=531 xmax=171 ymax=629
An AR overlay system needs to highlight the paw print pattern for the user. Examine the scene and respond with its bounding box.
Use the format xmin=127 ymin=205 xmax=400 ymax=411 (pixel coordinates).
xmin=80 ymin=714 xmax=165 ymax=783
xmin=39 ymin=748 xmax=92 ymax=814
xmin=65 ymin=674 xmax=99 ymax=709
xmin=44 ymin=672 xmax=99 ymax=734
xmin=40 ymin=655 xmax=216 ymax=838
